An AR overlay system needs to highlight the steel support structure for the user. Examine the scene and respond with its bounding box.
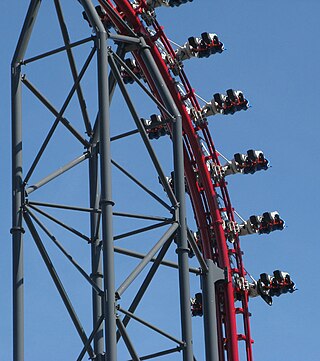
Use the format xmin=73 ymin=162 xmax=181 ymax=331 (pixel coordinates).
xmin=10 ymin=1 xmax=281 ymax=360
xmin=12 ymin=0 xmax=195 ymax=360
xmin=91 ymin=3 xmax=117 ymax=359
xmin=11 ymin=2 xmax=41 ymax=360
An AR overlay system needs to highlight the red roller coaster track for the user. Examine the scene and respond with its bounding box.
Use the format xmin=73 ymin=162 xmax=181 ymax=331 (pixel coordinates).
xmin=98 ymin=0 xmax=253 ymax=360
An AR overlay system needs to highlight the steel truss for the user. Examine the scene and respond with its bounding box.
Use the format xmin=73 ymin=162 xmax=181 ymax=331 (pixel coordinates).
xmin=12 ymin=1 xmax=265 ymax=361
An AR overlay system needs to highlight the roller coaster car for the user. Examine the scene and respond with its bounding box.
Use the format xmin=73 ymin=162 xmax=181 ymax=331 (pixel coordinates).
xmin=224 ymin=150 xmax=269 ymax=177
xmin=234 ymin=150 xmax=268 ymax=174
xmin=260 ymin=212 xmax=285 ymax=233
xmin=236 ymin=92 xmax=248 ymax=111
xmin=273 ymin=271 xmax=294 ymax=291
xmin=270 ymin=270 xmax=295 ymax=297
xmin=257 ymin=271 xmax=295 ymax=305
xmin=226 ymin=89 xmax=249 ymax=112
xmin=200 ymin=33 xmax=223 ymax=54
xmin=177 ymin=33 xmax=223 ymax=62
xmin=247 ymin=149 xmax=269 ymax=171
xmin=191 ymin=292 xmax=203 ymax=317
xmin=121 ymin=58 xmax=142 ymax=84
xmin=240 ymin=211 xmax=285 ymax=236
xmin=187 ymin=33 xmax=223 ymax=58
xmin=143 ymin=114 xmax=168 ymax=140
xmin=213 ymin=89 xmax=249 ymax=115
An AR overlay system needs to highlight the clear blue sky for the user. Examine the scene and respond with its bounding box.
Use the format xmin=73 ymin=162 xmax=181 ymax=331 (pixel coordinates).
xmin=1 ymin=1 xmax=320 ymax=360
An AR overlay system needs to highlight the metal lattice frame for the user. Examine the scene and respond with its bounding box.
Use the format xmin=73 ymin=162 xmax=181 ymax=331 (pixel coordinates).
xmin=12 ymin=1 xmax=261 ymax=360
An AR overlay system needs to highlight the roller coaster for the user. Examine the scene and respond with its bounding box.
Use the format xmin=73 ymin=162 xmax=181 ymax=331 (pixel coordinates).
xmin=11 ymin=1 xmax=295 ymax=360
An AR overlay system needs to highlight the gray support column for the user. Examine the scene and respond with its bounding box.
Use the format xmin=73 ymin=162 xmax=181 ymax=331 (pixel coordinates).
xmin=11 ymin=63 xmax=24 ymax=361
xmin=89 ymin=146 xmax=104 ymax=361
xmin=202 ymin=260 xmax=225 ymax=361
xmin=171 ymin=84 xmax=194 ymax=361
xmin=138 ymin=39 xmax=194 ymax=361
xmin=80 ymin=1 xmax=117 ymax=359
xmin=98 ymin=37 xmax=117 ymax=360
xmin=11 ymin=2 xmax=41 ymax=360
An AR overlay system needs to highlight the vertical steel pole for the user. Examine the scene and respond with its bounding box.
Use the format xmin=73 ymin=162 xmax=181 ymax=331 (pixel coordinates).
xmin=11 ymin=2 xmax=41 ymax=360
xmin=202 ymin=260 xmax=225 ymax=361
xmin=138 ymin=39 xmax=194 ymax=361
xmin=171 ymin=97 xmax=194 ymax=361
xmin=11 ymin=57 xmax=24 ymax=361
xmin=89 ymin=43 xmax=125 ymax=356
xmin=98 ymin=39 xmax=117 ymax=361
xmin=80 ymin=1 xmax=117 ymax=359
xmin=89 ymin=147 xmax=104 ymax=361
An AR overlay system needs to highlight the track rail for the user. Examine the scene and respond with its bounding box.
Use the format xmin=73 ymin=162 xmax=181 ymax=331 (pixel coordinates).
xmin=98 ymin=1 xmax=254 ymax=360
